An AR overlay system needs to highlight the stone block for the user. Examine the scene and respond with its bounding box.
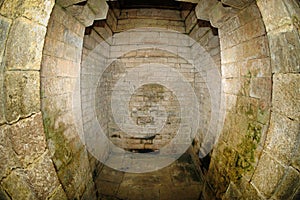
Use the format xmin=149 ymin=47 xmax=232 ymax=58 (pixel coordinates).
xmin=269 ymin=29 xmax=300 ymax=73
xmin=221 ymin=0 xmax=254 ymax=9
xmin=0 ymin=125 xmax=20 ymax=180
xmin=45 ymin=16 xmax=65 ymax=41
xmin=2 ymin=169 xmax=37 ymax=199
xmin=272 ymin=166 xmax=300 ymax=199
xmin=43 ymin=37 xmax=65 ymax=58
xmin=48 ymin=185 xmax=68 ymax=200
xmin=209 ymin=2 xmax=238 ymax=28
xmin=241 ymin=36 xmax=269 ymax=60
xmin=222 ymin=78 xmax=240 ymax=95
xmin=273 ymin=73 xmax=300 ymax=121
xmin=25 ymin=151 xmax=60 ymax=199
xmin=240 ymin=58 xmax=271 ymax=78
xmin=4 ymin=71 xmax=40 ymax=122
xmin=0 ymin=15 xmax=11 ymax=65
xmin=0 ymin=0 xmax=54 ymax=26
xmin=56 ymin=0 xmax=85 ymax=8
xmin=222 ymin=63 xmax=240 ymax=78
xmin=63 ymin=28 xmax=83 ymax=48
xmin=0 ymin=185 xmax=10 ymax=200
xmin=51 ymin=5 xmax=85 ymax=37
xmin=195 ymin=0 xmax=218 ymax=21
xmin=223 ymin=179 xmax=263 ymax=200
xmin=5 ymin=17 xmax=46 ymax=70
xmin=185 ymin=10 xmax=197 ymax=33
xmin=5 ymin=113 xmax=47 ymax=166
xmin=57 ymin=149 xmax=92 ymax=199
xmin=252 ymin=153 xmax=286 ymax=198
xmin=256 ymin=0 xmax=299 ymax=32
xmin=80 ymin=180 xmax=97 ymax=200
xmin=66 ymin=4 xmax=95 ymax=27
xmin=250 ymin=77 xmax=272 ymax=100
xmin=265 ymin=113 xmax=300 ymax=166
xmin=88 ymin=0 xmax=108 ymax=20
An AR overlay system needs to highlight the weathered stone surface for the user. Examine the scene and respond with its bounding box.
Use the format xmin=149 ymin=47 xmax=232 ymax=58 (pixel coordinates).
xmin=66 ymin=4 xmax=95 ymax=27
xmin=2 ymin=169 xmax=38 ymax=199
xmin=0 ymin=186 xmax=10 ymax=200
xmin=21 ymin=0 xmax=54 ymax=26
xmin=0 ymin=125 xmax=20 ymax=180
xmin=4 ymin=71 xmax=40 ymax=122
xmin=0 ymin=0 xmax=54 ymax=26
xmin=223 ymin=179 xmax=263 ymax=200
xmin=252 ymin=153 xmax=286 ymax=198
xmin=25 ymin=151 xmax=60 ymax=199
xmin=294 ymin=189 xmax=300 ymax=200
xmin=0 ymin=15 xmax=11 ymax=65
xmin=57 ymin=149 xmax=92 ymax=199
xmin=221 ymin=0 xmax=254 ymax=9
xmin=6 ymin=113 xmax=46 ymax=166
xmin=250 ymin=77 xmax=271 ymax=100
xmin=265 ymin=112 xmax=300 ymax=165
xmin=257 ymin=0 xmax=300 ymax=32
xmin=273 ymin=74 xmax=300 ymax=121
xmin=5 ymin=17 xmax=46 ymax=70
xmin=56 ymin=0 xmax=85 ymax=8
xmin=0 ymin=16 xmax=11 ymax=124
xmin=272 ymin=166 xmax=300 ymax=199
xmin=209 ymin=2 xmax=237 ymax=28
xmin=293 ymin=143 xmax=300 ymax=172
xmin=269 ymin=29 xmax=300 ymax=73
xmin=47 ymin=185 xmax=68 ymax=200
xmin=88 ymin=0 xmax=108 ymax=20
xmin=80 ymin=180 xmax=97 ymax=200
xmin=194 ymin=0 xmax=218 ymax=21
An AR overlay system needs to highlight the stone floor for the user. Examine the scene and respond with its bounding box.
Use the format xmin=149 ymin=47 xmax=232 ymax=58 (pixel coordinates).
xmin=94 ymin=153 xmax=204 ymax=200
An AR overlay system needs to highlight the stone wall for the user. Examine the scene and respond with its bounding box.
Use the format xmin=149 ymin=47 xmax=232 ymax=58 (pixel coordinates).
xmin=0 ymin=0 xmax=299 ymax=199
xmin=0 ymin=0 xmax=67 ymax=199
xmin=41 ymin=4 xmax=97 ymax=199
xmin=197 ymin=1 xmax=300 ymax=199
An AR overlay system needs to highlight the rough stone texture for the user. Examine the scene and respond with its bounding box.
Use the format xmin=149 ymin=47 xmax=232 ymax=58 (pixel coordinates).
xmin=256 ymin=0 xmax=300 ymax=32
xmin=252 ymin=153 xmax=286 ymax=198
xmin=0 ymin=125 xmax=20 ymax=180
xmin=194 ymin=0 xmax=218 ymax=21
xmin=0 ymin=185 xmax=10 ymax=200
xmin=269 ymin=29 xmax=300 ymax=73
xmin=25 ymin=151 xmax=60 ymax=199
xmin=0 ymin=16 xmax=11 ymax=124
xmin=47 ymin=185 xmax=68 ymax=200
xmin=2 ymin=169 xmax=38 ymax=199
xmin=209 ymin=2 xmax=237 ymax=28
xmin=0 ymin=0 xmax=54 ymax=26
xmin=66 ymin=4 xmax=96 ymax=27
xmin=41 ymin=4 xmax=96 ymax=199
xmin=221 ymin=0 xmax=254 ymax=9
xmin=272 ymin=166 xmax=300 ymax=199
xmin=272 ymin=74 xmax=300 ymax=121
xmin=0 ymin=16 xmax=11 ymax=65
xmin=205 ymin=2 xmax=273 ymax=199
xmin=94 ymin=153 xmax=203 ymax=200
xmin=223 ymin=179 xmax=263 ymax=200
xmin=116 ymin=8 xmax=185 ymax=33
xmin=56 ymin=0 xmax=85 ymax=8
xmin=265 ymin=112 xmax=300 ymax=165
xmin=4 ymin=113 xmax=46 ymax=166
xmin=88 ymin=0 xmax=108 ymax=20
xmin=5 ymin=17 xmax=47 ymax=70
xmin=4 ymin=71 xmax=40 ymax=122
xmin=257 ymin=0 xmax=300 ymax=73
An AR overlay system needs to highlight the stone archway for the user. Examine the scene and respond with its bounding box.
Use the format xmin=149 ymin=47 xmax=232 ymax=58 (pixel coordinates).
xmin=0 ymin=0 xmax=299 ymax=199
